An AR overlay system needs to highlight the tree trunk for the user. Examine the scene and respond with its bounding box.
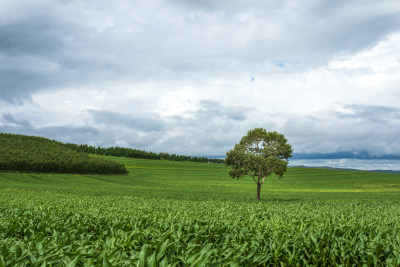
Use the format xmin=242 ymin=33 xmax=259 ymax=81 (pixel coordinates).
xmin=256 ymin=183 xmax=261 ymax=201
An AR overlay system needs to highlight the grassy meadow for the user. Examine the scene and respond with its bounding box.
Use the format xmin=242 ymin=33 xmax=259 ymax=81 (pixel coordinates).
xmin=1 ymin=157 xmax=400 ymax=265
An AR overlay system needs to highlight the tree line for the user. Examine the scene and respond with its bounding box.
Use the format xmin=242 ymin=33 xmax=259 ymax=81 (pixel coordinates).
xmin=0 ymin=133 xmax=127 ymax=174
xmin=64 ymin=143 xmax=225 ymax=164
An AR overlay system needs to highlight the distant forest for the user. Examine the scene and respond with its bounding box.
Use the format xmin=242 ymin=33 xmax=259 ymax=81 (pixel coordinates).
xmin=0 ymin=133 xmax=127 ymax=174
xmin=64 ymin=143 xmax=225 ymax=164
xmin=0 ymin=133 xmax=224 ymax=175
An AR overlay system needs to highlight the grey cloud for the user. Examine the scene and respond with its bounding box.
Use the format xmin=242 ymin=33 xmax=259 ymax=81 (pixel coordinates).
xmin=0 ymin=122 xmax=101 ymax=146
xmin=116 ymin=100 xmax=256 ymax=155
xmin=167 ymin=101 xmax=252 ymax=131
xmin=159 ymin=130 xmax=239 ymax=156
xmin=0 ymin=18 xmax=65 ymax=56
xmin=167 ymin=0 xmax=283 ymax=12
xmin=0 ymin=1 xmax=73 ymax=103
xmin=2 ymin=0 xmax=400 ymax=103
xmin=1 ymin=111 xmax=102 ymax=146
xmin=0 ymin=69 xmax=54 ymax=104
xmin=283 ymin=104 xmax=400 ymax=156
xmin=317 ymin=15 xmax=397 ymax=52
xmin=336 ymin=105 xmax=400 ymax=123
xmin=247 ymin=2 xmax=400 ymax=69
xmin=193 ymin=100 xmax=252 ymax=122
xmin=153 ymin=101 xmax=256 ymax=155
xmin=89 ymin=110 xmax=166 ymax=132
xmin=1 ymin=0 xmax=399 ymax=159
xmin=3 ymin=102 xmax=400 ymax=158
xmin=0 ymin=99 xmax=253 ymax=156
xmin=1 ymin=113 xmax=31 ymax=127
xmin=35 ymin=126 xmax=101 ymax=144
xmin=0 ymin=117 xmax=160 ymax=150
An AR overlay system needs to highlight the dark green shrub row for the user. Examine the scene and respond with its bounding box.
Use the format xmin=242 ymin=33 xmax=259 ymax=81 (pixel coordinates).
xmin=0 ymin=133 xmax=127 ymax=174
xmin=64 ymin=143 xmax=225 ymax=163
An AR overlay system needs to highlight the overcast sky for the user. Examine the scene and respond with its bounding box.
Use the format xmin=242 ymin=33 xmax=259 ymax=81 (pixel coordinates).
xmin=1 ymin=0 xmax=400 ymax=158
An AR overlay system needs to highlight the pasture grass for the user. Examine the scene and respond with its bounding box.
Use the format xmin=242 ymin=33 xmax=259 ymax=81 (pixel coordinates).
xmin=1 ymin=157 xmax=400 ymax=265
xmin=4 ymin=157 xmax=398 ymax=201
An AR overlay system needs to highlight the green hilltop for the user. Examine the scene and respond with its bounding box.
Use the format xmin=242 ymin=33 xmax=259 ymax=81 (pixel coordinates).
xmin=0 ymin=133 xmax=127 ymax=174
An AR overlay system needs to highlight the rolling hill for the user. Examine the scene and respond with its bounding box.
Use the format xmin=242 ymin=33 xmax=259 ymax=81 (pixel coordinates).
xmin=0 ymin=133 xmax=127 ymax=174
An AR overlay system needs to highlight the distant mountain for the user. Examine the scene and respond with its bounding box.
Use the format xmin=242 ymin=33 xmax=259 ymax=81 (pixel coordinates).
xmin=293 ymin=151 xmax=400 ymax=160
xmin=207 ymin=151 xmax=400 ymax=161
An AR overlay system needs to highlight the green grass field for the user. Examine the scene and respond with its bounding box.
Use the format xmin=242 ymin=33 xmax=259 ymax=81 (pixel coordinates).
xmin=1 ymin=157 xmax=400 ymax=266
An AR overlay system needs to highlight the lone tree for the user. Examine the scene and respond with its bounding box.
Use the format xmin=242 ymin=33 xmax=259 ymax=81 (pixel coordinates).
xmin=225 ymin=128 xmax=293 ymax=201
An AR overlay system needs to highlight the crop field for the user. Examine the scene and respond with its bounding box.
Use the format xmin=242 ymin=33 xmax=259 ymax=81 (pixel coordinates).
xmin=1 ymin=157 xmax=400 ymax=266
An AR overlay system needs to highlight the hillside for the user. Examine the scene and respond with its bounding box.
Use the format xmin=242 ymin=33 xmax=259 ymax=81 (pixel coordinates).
xmin=1 ymin=157 xmax=400 ymax=265
xmin=0 ymin=133 xmax=127 ymax=174
xmin=2 ymin=156 xmax=400 ymax=200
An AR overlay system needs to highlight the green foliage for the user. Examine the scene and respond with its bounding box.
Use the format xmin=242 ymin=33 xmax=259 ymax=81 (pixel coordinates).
xmin=1 ymin=191 xmax=400 ymax=266
xmin=226 ymin=128 xmax=293 ymax=200
xmin=64 ymin=143 xmax=224 ymax=164
xmin=1 ymin=157 xmax=400 ymax=265
xmin=0 ymin=133 xmax=127 ymax=174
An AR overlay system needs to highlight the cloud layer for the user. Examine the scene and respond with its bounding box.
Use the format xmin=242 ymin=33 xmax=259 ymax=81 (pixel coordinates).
xmin=1 ymin=0 xmax=400 ymax=158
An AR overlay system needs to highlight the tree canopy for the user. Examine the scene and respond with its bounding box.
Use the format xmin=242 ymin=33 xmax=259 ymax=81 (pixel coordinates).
xmin=225 ymin=128 xmax=293 ymax=201
xmin=64 ymin=143 xmax=224 ymax=164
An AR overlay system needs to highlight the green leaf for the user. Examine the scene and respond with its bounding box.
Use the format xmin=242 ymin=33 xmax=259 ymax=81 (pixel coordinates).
xmin=0 ymin=246 xmax=7 ymax=260
xmin=156 ymin=239 xmax=171 ymax=262
xmin=139 ymin=244 xmax=149 ymax=267
xmin=103 ymin=256 xmax=113 ymax=267
xmin=159 ymin=257 xmax=169 ymax=267
xmin=147 ymin=251 xmax=157 ymax=267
